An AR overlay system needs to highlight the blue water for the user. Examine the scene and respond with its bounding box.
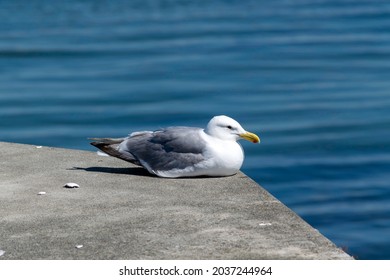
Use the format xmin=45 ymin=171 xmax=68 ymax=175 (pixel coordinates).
xmin=1 ymin=0 xmax=390 ymax=259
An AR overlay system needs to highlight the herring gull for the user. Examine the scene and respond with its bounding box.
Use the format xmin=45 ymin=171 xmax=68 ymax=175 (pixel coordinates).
xmin=90 ymin=115 xmax=260 ymax=178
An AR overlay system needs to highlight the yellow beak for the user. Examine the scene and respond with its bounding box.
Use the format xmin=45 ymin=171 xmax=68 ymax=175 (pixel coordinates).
xmin=239 ymin=131 xmax=260 ymax=143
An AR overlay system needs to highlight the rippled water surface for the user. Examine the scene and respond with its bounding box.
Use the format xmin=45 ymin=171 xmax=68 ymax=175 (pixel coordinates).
xmin=1 ymin=0 xmax=390 ymax=259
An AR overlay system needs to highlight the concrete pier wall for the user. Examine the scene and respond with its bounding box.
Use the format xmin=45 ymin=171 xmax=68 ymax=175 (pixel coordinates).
xmin=0 ymin=141 xmax=352 ymax=259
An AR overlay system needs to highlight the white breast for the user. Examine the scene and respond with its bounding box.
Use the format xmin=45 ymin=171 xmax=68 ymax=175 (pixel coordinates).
xmin=196 ymin=130 xmax=244 ymax=176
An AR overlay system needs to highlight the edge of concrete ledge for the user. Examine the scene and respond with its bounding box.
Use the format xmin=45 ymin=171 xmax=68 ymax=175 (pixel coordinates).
xmin=0 ymin=141 xmax=353 ymax=260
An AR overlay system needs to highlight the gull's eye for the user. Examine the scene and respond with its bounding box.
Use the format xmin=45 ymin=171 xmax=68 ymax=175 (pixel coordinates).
xmin=227 ymin=125 xmax=233 ymax=129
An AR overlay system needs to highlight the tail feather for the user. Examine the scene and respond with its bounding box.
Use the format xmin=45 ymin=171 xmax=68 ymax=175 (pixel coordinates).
xmin=89 ymin=137 xmax=125 ymax=144
xmin=89 ymin=137 xmax=140 ymax=165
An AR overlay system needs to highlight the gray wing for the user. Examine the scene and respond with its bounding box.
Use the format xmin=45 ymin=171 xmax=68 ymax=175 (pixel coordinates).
xmin=119 ymin=127 xmax=207 ymax=172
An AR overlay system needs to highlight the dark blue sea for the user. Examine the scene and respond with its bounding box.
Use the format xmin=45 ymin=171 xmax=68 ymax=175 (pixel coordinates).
xmin=1 ymin=0 xmax=390 ymax=259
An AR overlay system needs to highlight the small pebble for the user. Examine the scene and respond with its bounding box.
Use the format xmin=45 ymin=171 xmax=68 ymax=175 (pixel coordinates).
xmin=37 ymin=191 xmax=46 ymax=195
xmin=259 ymin=222 xmax=272 ymax=226
xmin=0 ymin=250 xmax=5 ymax=257
xmin=36 ymin=146 xmax=42 ymax=149
xmin=64 ymin=183 xmax=80 ymax=189
xmin=75 ymin=245 xmax=83 ymax=249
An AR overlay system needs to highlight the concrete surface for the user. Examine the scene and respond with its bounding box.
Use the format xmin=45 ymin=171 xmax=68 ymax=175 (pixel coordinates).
xmin=0 ymin=141 xmax=352 ymax=260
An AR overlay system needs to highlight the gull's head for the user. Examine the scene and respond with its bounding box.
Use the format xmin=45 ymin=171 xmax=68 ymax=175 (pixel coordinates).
xmin=205 ymin=115 xmax=260 ymax=143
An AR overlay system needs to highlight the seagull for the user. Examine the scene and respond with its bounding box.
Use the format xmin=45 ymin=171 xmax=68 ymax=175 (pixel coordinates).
xmin=90 ymin=115 xmax=260 ymax=178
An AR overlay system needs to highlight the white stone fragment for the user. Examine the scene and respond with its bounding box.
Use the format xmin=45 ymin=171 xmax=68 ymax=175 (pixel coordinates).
xmin=75 ymin=245 xmax=83 ymax=249
xmin=259 ymin=222 xmax=272 ymax=226
xmin=64 ymin=183 xmax=80 ymax=189
xmin=37 ymin=191 xmax=46 ymax=195
xmin=36 ymin=146 xmax=42 ymax=149
xmin=0 ymin=250 xmax=5 ymax=257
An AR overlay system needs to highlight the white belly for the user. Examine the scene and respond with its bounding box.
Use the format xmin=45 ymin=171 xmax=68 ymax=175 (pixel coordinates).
xmin=193 ymin=132 xmax=244 ymax=177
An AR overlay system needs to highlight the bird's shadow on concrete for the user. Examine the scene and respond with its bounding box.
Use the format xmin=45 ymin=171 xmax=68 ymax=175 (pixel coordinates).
xmin=70 ymin=166 xmax=225 ymax=180
xmin=70 ymin=166 xmax=152 ymax=177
